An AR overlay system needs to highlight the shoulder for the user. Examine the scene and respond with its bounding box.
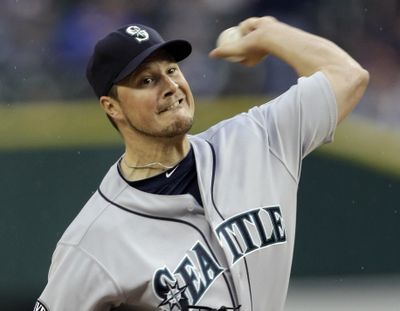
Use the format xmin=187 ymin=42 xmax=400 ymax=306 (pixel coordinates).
xmin=58 ymin=161 xmax=123 ymax=246
xmin=194 ymin=72 xmax=335 ymax=149
xmin=58 ymin=191 xmax=109 ymax=246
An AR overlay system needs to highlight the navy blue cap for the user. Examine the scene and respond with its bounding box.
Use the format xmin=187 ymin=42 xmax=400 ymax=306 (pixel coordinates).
xmin=86 ymin=24 xmax=192 ymax=98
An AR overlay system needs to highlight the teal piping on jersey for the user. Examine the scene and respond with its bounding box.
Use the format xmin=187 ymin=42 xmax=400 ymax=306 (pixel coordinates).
xmin=206 ymin=140 xmax=253 ymax=311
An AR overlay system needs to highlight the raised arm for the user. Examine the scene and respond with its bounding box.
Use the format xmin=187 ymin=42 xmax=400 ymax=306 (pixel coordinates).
xmin=209 ymin=16 xmax=369 ymax=124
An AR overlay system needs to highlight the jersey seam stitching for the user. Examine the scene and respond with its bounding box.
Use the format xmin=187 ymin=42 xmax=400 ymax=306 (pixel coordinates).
xmin=244 ymin=112 xmax=299 ymax=183
xmin=70 ymin=201 xmax=109 ymax=246
xmin=246 ymin=110 xmax=300 ymax=184
xmin=269 ymin=147 xmax=298 ymax=183
xmin=205 ymin=113 xmax=247 ymax=141
xmin=204 ymin=112 xmax=299 ymax=183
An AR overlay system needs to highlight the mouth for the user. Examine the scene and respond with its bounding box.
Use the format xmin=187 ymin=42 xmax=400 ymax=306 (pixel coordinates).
xmin=158 ymin=98 xmax=184 ymax=114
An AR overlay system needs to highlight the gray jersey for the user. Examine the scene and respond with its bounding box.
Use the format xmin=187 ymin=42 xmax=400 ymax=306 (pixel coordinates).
xmin=36 ymin=71 xmax=337 ymax=311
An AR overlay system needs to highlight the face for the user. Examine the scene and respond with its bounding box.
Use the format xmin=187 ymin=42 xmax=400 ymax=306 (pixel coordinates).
xmin=109 ymin=52 xmax=195 ymax=139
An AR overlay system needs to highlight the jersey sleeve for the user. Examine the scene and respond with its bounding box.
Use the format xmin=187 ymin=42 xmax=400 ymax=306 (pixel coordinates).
xmin=36 ymin=244 xmax=125 ymax=311
xmin=248 ymin=71 xmax=337 ymax=180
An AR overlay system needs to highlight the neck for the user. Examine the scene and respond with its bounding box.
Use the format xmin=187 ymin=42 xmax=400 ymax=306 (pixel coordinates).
xmin=121 ymin=134 xmax=190 ymax=181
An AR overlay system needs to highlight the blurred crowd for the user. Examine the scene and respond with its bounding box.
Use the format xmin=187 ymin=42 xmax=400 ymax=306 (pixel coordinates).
xmin=1 ymin=0 xmax=399 ymax=127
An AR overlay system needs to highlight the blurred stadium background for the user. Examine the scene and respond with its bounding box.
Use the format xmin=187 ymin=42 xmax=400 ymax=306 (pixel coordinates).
xmin=0 ymin=0 xmax=399 ymax=310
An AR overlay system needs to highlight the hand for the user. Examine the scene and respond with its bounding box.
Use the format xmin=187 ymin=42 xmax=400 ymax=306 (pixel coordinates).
xmin=209 ymin=17 xmax=277 ymax=66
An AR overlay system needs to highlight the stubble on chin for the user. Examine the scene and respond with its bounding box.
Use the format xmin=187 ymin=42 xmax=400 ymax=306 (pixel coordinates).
xmin=160 ymin=116 xmax=194 ymax=138
xmin=126 ymin=116 xmax=194 ymax=138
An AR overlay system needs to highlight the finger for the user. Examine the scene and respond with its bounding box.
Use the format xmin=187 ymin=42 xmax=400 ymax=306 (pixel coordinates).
xmin=238 ymin=17 xmax=260 ymax=35
xmin=208 ymin=43 xmax=244 ymax=60
xmin=238 ymin=16 xmax=277 ymax=35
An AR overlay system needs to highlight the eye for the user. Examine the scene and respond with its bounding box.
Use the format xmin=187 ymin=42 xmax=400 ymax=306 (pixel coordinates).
xmin=142 ymin=77 xmax=154 ymax=85
xmin=167 ymin=66 xmax=178 ymax=75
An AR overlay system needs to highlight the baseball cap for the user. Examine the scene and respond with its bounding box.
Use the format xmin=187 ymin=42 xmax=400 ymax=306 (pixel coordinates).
xmin=86 ymin=24 xmax=192 ymax=98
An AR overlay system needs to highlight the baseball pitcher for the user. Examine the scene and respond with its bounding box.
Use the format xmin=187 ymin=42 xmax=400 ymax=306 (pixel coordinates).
xmin=34 ymin=16 xmax=369 ymax=311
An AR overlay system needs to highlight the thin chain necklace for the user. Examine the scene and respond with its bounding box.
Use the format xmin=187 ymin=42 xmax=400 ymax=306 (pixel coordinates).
xmin=122 ymin=157 xmax=175 ymax=170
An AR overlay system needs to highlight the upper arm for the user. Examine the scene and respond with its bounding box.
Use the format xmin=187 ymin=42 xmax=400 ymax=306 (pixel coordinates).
xmin=247 ymin=72 xmax=337 ymax=179
xmin=320 ymin=60 xmax=369 ymax=124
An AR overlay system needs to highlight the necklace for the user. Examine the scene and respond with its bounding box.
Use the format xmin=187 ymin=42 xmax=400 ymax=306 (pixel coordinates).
xmin=122 ymin=157 xmax=175 ymax=170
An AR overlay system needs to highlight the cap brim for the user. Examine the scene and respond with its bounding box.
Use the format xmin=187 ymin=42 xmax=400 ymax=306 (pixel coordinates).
xmin=113 ymin=40 xmax=192 ymax=83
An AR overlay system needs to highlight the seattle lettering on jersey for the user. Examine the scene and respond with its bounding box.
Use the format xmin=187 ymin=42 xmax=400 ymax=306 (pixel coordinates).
xmin=153 ymin=206 xmax=286 ymax=308
xmin=153 ymin=241 xmax=224 ymax=308
xmin=216 ymin=206 xmax=287 ymax=265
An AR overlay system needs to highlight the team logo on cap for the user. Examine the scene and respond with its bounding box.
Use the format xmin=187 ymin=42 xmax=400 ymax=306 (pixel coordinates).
xmin=126 ymin=25 xmax=149 ymax=43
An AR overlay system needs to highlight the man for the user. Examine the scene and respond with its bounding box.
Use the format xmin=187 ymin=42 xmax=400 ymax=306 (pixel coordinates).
xmin=35 ymin=16 xmax=369 ymax=311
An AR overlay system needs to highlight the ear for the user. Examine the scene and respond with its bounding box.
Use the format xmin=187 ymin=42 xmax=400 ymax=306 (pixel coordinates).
xmin=99 ymin=95 xmax=123 ymax=121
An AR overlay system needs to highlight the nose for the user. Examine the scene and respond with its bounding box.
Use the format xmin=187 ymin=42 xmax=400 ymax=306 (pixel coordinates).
xmin=162 ymin=75 xmax=178 ymax=97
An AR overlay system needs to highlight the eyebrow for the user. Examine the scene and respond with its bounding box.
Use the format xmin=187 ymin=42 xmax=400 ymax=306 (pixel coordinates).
xmin=136 ymin=59 xmax=177 ymax=75
xmin=135 ymin=64 xmax=152 ymax=74
xmin=124 ymin=57 xmax=177 ymax=84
